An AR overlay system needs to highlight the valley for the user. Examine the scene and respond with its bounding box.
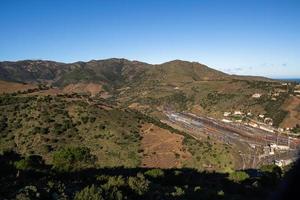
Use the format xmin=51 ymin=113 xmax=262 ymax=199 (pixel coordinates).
xmin=0 ymin=58 xmax=299 ymax=199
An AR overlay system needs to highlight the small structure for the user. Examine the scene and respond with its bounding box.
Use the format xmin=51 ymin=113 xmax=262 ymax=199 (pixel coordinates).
xmin=249 ymin=122 xmax=258 ymax=128
xmin=278 ymin=128 xmax=284 ymax=132
xmin=259 ymin=125 xmax=274 ymax=133
xmin=270 ymin=143 xmax=290 ymax=151
xmin=264 ymin=118 xmax=273 ymax=126
xmin=275 ymin=159 xmax=293 ymax=167
xmin=223 ymin=112 xmax=231 ymax=117
xmin=234 ymin=111 xmax=243 ymax=115
xmin=252 ymin=93 xmax=262 ymax=98
xmin=222 ymin=119 xmax=232 ymax=123
xmin=259 ymin=114 xmax=265 ymax=118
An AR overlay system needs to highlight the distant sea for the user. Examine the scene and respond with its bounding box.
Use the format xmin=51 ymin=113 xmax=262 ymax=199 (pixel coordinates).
xmin=276 ymin=78 xmax=300 ymax=83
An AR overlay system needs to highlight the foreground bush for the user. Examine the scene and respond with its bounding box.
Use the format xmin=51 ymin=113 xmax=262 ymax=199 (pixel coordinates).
xmin=228 ymin=171 xmax=250 ymax=183
xmin=74 ymin=185 xmax=104 ymax=200
xmin=144 ymin=168 xmax=165 ymax=178
xmin=14 ymin=155 xmax=44 ymax=171
xmin=52 ymin=146 xmax=96 ymax=172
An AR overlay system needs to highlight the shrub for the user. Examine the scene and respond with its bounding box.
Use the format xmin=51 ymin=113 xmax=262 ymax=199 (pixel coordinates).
xmin=52 ymin=147 xmax=96 ymax=172
xmin=102 ymin=176 xmax=125 ymax=190
xmin=228 ymin=171 xmax=250 ymax=183
xmin=260 ymin=164 xmax=282 ymax=179
xmin=171 ymin=186 xmax=185 ymax=197
xmin=14 ymin=155 xmax=44 ymax=171
xmin=144 ymin=169 xmax=165 ymax=178
xmin=74 ymin=185 xmax=104 ymax=200
xmin=128 ymin=173 xmax=149 ymax=195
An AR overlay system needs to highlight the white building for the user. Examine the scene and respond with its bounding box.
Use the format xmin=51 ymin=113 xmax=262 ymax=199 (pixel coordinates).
xmin=275 ymin=159 xmax=293 ymax=167
xmin=223 ymin=112 xmax=231 ymax=117
xmin=222 ymin=119 xmax=233 ymax=123
xmin=259 ymin=125 xmax=274 ymax=133
xmin=259 ymin=114 xmax=265 ymax=118
xmin=252 ymin=93 xmax=262 ymax=98
xmin=234 ymin=111 xmax=243 ymax=115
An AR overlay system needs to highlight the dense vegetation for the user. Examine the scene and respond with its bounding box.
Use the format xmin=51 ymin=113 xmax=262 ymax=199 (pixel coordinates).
xmin=0 ymin=150 xmax=286 ymax=200
xmin=0 ymin=93 xmax=236 ymax=171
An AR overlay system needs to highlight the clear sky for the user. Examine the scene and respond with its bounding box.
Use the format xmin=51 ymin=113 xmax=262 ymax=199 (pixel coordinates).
xmin=0 ymin=0 xmax=299 ymax=78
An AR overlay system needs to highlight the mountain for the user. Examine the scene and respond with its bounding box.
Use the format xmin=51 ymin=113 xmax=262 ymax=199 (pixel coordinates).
xmin=0 ymin=58 xmax=296 ymax=128
xmin=0 ymin=58 xmax=246 ymax=85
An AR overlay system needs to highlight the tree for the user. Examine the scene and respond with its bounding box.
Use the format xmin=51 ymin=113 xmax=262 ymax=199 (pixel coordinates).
xmin=52 ymin=147 xmax=96 ymax=172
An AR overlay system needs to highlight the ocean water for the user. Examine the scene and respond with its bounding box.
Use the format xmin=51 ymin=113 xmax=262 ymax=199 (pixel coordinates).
xmin=277 ymin=78 xmax=300 ymax=83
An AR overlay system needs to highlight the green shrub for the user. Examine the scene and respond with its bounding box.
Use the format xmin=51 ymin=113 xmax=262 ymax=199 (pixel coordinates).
xmin=128 ymin=173 xmax=149 ymax=195
xmin=228 ymin=171 xmax=250 ymax=183
xmin=144 ymin=169 xmax=164 ymax=178
xmin=260 ymin=164 xmax=282 ymax=178
xmin=171 ymin=186 xmax=185 ymax=197
xmin=52 ymin=147 xmax=96 ymax=172
xmin=74 ymin=185 xmax=104 ymax=200
xmin=14 ymin=155 xmax=44 ymax=171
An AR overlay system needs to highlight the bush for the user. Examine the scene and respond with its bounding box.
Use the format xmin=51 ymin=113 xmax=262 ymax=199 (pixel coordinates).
xmin=74 ymin=185 xmax=104 ymax=200
xmin=144 ymin=169 xmax=164 ymax=178
xmin=128 ymin=173 xmax=149 ymax=195
xmin=14 ymin=155 xmax=44 ymax=171
xmin=52 ymin=147 xmax=96 ymax=172
xmin=171 ymin=186 xmax=185 ymax=197
xmin=228 ymin=171 xmax=250 ymax=183
xmin=260 ymin=164 xmax=282 ymax=179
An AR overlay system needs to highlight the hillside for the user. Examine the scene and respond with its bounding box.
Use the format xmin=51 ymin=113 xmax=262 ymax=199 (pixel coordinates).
xmin=0 ymin=58 xmax=297 ymax=128
xmin=0 ymin=59 xmax=299 ymax=199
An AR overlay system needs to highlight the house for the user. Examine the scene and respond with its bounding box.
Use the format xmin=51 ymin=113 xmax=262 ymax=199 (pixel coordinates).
xmin=223 ymin=112 xmax=231 ymax=117
xmin=259 ymin=114 xmax=265 ymax=118
xmin=259 ymin=125 xmax=274 ymax=133
xmin=252 ymin=93 xmax=262 ymax=98
xmin=270 ymin=143 xmax=290 ymax=151
xmin=234 ymin=111 xmax=243 ymax=115
xmin=249 ymin=122 xmax=258 ymax=128
xmin=222 ymin=119 xmax=232 ymax=123
xmin=275 ymin=159 xmax=293 ymax=167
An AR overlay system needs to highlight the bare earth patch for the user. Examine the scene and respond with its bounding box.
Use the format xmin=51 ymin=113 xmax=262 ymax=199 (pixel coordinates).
xmin=140 ymin=123 xmax=191 ymax=168
xmin=0 ymin=80 xmax=37 ymax=93
xmin=63 ymin=83 xmax=103 ymax=96
xmin=281 ymin=96 xmax=300 ymax=128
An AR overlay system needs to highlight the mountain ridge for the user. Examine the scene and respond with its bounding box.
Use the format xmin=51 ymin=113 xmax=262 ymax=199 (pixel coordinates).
xmin=0 ymin=58 xmax=272 ymax=85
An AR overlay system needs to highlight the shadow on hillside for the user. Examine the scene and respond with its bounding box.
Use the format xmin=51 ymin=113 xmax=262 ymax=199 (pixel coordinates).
xmin=0 ymin=151 xmax=296 ymax=200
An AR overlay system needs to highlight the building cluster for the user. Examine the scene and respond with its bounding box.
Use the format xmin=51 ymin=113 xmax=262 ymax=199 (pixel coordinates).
xmin=222 ymin=110 xmax=275 ymax=132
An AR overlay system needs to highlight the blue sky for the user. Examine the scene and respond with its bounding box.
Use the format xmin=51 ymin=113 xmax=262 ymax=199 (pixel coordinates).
xmin=0 ymin=0 xmax=299 ymax=78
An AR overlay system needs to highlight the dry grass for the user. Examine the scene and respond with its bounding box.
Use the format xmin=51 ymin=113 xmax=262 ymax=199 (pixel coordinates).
xmin=0 ymin=80 xmax=36 ymax=93
xmin=140 ymin=123 xmax=191 ymax=168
